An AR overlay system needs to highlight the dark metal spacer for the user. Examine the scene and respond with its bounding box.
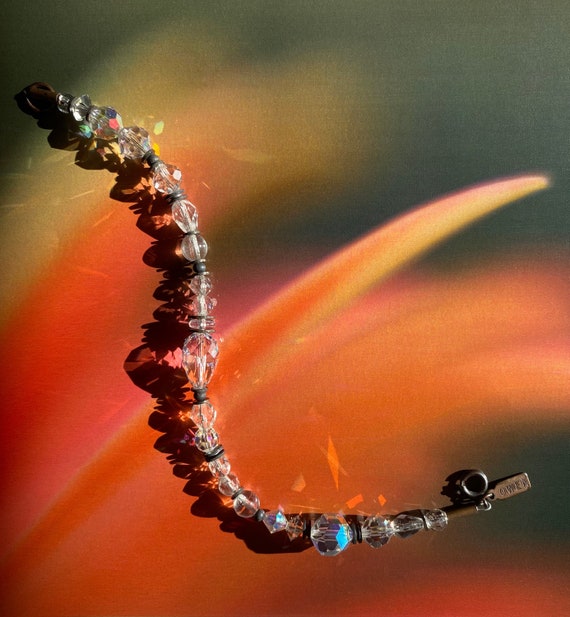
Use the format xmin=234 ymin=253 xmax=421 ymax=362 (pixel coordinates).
xmin=203 ymin=445 xmax=225 ymax=463
xmin=192 ymin=388 xmax=208 ymax=403
xmin=143 ymin=150 xmax=160 ymax=168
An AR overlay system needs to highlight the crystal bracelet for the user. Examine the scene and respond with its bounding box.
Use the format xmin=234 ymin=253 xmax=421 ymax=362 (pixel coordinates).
xmin=17 ymin=82 xmax=532 ymax=557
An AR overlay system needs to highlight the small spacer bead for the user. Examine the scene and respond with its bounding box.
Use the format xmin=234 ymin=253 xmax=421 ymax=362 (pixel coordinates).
xmin=193 ymin=261 xmax=207 ymax=274
xmin=349 ymin=519 xmax=363 ymax=544
xmin=255 ymin=509 xmax=266 ymax=522
xmin=192 ymin=387 xmax=208 ymax=403
xmin=143 ymin=150 xmax=160 ymax=167
xmin=165 ymin=187 xmax=188 ymax=204
xmin=231 ymin=487 xmax=244 ymax=500
xmin=203 ymin=445 xmax=225 ymax=463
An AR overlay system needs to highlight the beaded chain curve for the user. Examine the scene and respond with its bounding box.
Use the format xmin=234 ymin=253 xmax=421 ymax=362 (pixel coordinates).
xmin=18 ymin=82 xmax=532 ymax=557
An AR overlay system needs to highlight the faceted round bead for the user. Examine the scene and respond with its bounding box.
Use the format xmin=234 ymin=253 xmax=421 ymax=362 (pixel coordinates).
xmin=189 ymin=274 xmax=213 ymax=295
xmin=86 ymin=106 xmax=123 ymax=139
xmin=180 ymin=233 xmax=208 ymax=262
xmin=181 ymin=332 xmax=219 ymax=389
xmin=233 ymin=489 xmax=260 ymax=518
xmin=118 ymin=126 xmax=151 ymax=160
xmin=263 ymin=508 xmax=288 ymax=534
xmin=189 ymin=316 xmax=215 ymax=332
xmin=361 ymin=514 xmax=393 ymax=548
xmin=189 ymin=294 xmax=217 ymax=316
xmin=69 ymin=94 xmax=92 ymax=121
xmin=193 ymin=427 xmax=219 ymax=453
xmin=171 ymin=199 xmax=199 ymax=233
xmin=208 ymin=455 xmax=231 ymax=477
xmin=152 ymin=161 xmax=182 ymax=194
xmin=189 ymin=400 xmax=216 ymax=428
xmin=218 ymin=473 xmax=241 ymax=496
xmin=285 ymin=514 xmax=305 ymax=541
xmin=391 ymin=513 xmax=425 ymax=539
xmin=422 ymin=509 xmax=448 ymax=531
xmin=310 ymin=514 xmax=353 ymax=556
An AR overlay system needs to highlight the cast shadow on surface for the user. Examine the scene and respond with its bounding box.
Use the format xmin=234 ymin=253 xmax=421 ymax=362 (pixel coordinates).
xmin=16 ymin=84 xmax=313 ymax=554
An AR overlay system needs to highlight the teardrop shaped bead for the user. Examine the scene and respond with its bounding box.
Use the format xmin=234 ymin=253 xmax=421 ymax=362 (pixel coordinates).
xmin=171 ymin=199 xmax=199 ymax=233
xmin=152 ymin=161 xmax=182 ymax=194
xmin=189 ymin=400 xmax=216 ymax=428
xmin=181 ymin=332 xmax=219 ymax=389
xmin=391 ymin=513 xmax=425 ymax=539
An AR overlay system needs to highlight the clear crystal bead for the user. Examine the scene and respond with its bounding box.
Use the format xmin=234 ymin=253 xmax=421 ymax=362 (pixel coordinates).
xmin=86 ymin=105 xmax=123 ymax=139
xmin=263 ymin=508 xmax=288 ymax=534
xmin=189 ymin=275 xmax=213 ymax=295
xmin=391 ymin=513 xmax=425 ymax=539
xmin=152 ymin=161 xmax=182 ymax=194
xmin=233 ymin=489 xmax=260 ymax=518
xmin=193 ymin=427 xmax=219 ymax=453
xmin=118 ymin=126 xmax=151 ymax=160
xmin=69 ymin=94 xmax=92 ymax=121
xmin=218 ymin=473 xmax=241 ymax=496
xmin=181 ymin=332 xmax=219 ymax=389
xmin=188 ymin=316 xmax=215 ymax=331
xmin=171 ymin=199 xmax=199 ymax=233
xmin=421 ymin=509 xmax=448 ymax=531
xmin=189 ymin=400 xmax=216 ymax=428
xmin=189 ymin=294 xmax=217 ymax=316
xmin=180 ymin=233 xmax=208 ymax=262
xmin=286 ymin=514 xmax=305 ymax=540
xmin=56 ymin=92 xmax=73 ymax=113
xmin=208 ymin=455 xmax=231 ymax=477
xmin=310 ymin=514 xmax=353 ymax=556
xmin=361 ymin=514 xmax=393 ymax=548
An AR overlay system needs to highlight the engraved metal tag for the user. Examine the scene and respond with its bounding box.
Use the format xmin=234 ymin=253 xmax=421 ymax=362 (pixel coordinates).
xmin=489 ymin=472 xmax=531 ymax=500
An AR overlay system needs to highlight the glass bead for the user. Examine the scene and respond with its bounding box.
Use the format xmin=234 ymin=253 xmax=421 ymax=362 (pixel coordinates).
xmin=69 ymin=94 xmax=92 ymax=121
xmin=421 ymin=509 xmax=448 ymax=531
xmin=208 ymin=455 xmax=231 ymax=477
xmin=86 ymin=105 xmax=123 ymax=140
xmin=233 ymin=489 xmax=260 ymax=518
xmin=285 ymin=514 xmax=305 ymax=541
xmin=118 ymin=126 xmax=152 ymax=161
xmin=361 ymin=514 xmax=393 ymax=548
xmin=310 ymin=514 xmax=353 ymax=556
xmin=189 ymin=294 xmax=217 ymax=316
xmin=188 ymin=316 xmax=215 ymax=332
xmin=56 ymin=92 xmax=73 ymax=114
xmin=189 ymin=400 xmax=216 ymax=428
xmin=180 ymin=233 xmax=208 ymax=262
xmin=193 ymin=427 xmax=219 ymax=453
xmin=181 ymin=332 xmax=219 ymax=389
xmin=391 ymin=513 xmax=425 ymax=539
xmin=263 ymin=508 xmax=288 ymax=534
xmin=218 ymin=473 xmax=241 ymax=496
xmin=189 ymin=274 xmax=213 ymax=295
xmin=152 ymin=161 xmax=182 ymax=194
xmin=171 ymin=199 xmax=199 ymax=233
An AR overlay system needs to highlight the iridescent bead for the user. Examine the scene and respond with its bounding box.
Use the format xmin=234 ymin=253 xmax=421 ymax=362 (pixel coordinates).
xmin=263 ymin=508 xmax=288 ymax=534
xmin=310 ymin=514 xmax=353 ymax=556
xmin=189 ymin=295 xmax=217 ymax=316
xmin=193 ymin=427 xmax=219 ymax=453
xmin=152 ymin=161 xmax=182 ymax=194
xmin=421 ymin=509 xmax=448 ymax=531
xmin=189 ymin=275 xmax=213 ymax=295
xmin=233 ymin=489 xmax=260 ymax=518
xmin=285 ymin=514 xmax=305 ymax=541
xmin=188 ymin=316 xmax=215 ymax=332
xmin=391 ymin=513 xmax=425 ymax=539
xmin=181 ymin=332 xmax=219 ymax=389
xmin=171 ymin=199 xmax=199 ymax=233
xmin=189 ymin=400 xmax=216 ymax=428
xmin=208 ymin=455 xmax=231 ymax=477
xmin=86 ymin=106 xmax=123 ymax=139
xmin=118 ymin=126 xmax=152 ymax=161
xmin=180 ymin=233 xmax=208 ymax=262
xmin=218 ymin=473 xmax=241 ymax=496
xmin=69 ymin=94 xmax=92 ymax=121
xmin=361 ymin=514 xmax=393 ymax=548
